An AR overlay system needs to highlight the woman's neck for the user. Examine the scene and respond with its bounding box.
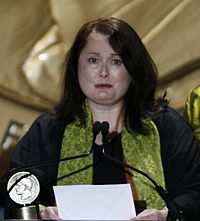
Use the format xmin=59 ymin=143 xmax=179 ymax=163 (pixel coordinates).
xmin=88 ymin=100 xmax=124 ymax=133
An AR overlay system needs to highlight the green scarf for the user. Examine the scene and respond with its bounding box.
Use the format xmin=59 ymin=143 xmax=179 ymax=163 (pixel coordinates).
xmin=57 ymin=101 xmax=165 ymax=209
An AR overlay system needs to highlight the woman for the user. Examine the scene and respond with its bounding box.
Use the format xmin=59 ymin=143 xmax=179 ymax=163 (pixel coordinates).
xmin=4 ymin=18 xmax=200 ymax=220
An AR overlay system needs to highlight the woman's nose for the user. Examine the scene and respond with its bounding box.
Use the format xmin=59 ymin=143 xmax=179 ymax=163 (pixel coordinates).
xmin=99 ymin=63 xmax=109 ymax=78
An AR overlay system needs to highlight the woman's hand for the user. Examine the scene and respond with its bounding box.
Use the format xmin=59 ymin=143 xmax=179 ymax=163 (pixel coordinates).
xmin=39 ymin=206 xmax=61 ymax=220
xmin=39 ymin=206 xmax=168 ymax=220
xmin=134 ymin=208 xmax=168 ymax=220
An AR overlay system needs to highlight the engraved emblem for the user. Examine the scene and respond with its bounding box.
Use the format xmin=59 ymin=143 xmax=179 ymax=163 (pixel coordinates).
xmin=7 ymin=171 xmax=40 ymax=205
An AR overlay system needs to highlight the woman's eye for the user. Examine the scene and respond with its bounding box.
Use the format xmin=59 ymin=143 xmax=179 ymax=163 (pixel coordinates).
xmin=112 ymin=59 xmax=122 ymax=65
xmin=88 ymin=58 xmax=97 ymax=63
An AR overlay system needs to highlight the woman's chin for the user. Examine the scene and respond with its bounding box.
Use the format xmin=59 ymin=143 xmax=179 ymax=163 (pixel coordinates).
xmin=91 ymin=98 xmax=120 ymax=106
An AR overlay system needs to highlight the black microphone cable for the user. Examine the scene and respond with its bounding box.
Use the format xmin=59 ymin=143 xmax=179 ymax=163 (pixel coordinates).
xmin=0 ymin=121 xmax=103 ymax=220
xmin=100 ymin=121 xmax=188 ymax=221
xmin=0 ymin=121 xmax=103 ymax=195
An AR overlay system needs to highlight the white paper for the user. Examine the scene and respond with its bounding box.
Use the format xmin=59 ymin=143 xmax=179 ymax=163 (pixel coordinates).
xmin=53 ymin=184 xmax=136 ymax=220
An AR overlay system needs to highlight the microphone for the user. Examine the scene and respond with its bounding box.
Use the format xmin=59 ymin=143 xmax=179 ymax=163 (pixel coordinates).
xmin=93 ymin=121 xmax=102 ymax=135
xmin=1 ymin=121 xmax=101 ymax=219
xmin=100 ymin=121 xmax=188 ymax=221
xmin=101 ymin=121 xmax=109 ymax=136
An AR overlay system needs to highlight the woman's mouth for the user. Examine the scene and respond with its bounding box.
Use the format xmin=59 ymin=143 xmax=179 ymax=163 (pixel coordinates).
xmin=95 ymin=83 xmax=112 ymax=88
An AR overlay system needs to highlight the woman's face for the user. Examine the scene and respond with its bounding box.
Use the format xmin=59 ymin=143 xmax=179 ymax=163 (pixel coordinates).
xmin=78 ymin=32 xmax=132 ymax=106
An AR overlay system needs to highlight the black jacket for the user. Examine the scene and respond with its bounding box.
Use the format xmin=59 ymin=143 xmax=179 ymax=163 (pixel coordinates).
xmin=3 ymin=107 xmax=200 ymax=219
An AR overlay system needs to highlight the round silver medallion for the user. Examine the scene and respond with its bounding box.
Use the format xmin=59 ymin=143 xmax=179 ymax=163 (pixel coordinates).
xmin=7 ymin=171 xmax=40 ymax=205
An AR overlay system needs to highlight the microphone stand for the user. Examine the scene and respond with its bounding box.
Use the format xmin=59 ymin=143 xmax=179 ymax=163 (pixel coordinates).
xmin=100 ymin=121 xmax=188 ymax=221
xmin=1 ymin=122 xmax=102 ymax=220
xmin=1 ymin=148 xmax=94 ymax=185
xmin=102 ymin=151 xmax=187 ymax=220
xmin=1 ymin=121 xmax=102 ymax=187
xmin=1 ymin=150 xmax=95 ymax=220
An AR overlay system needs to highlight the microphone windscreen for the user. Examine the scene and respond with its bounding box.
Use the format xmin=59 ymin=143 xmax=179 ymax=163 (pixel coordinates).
xmin=93 ymin=121 xmax=101 ymax=136
xmin=101 ymin=121 xmax=109 ymax=135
